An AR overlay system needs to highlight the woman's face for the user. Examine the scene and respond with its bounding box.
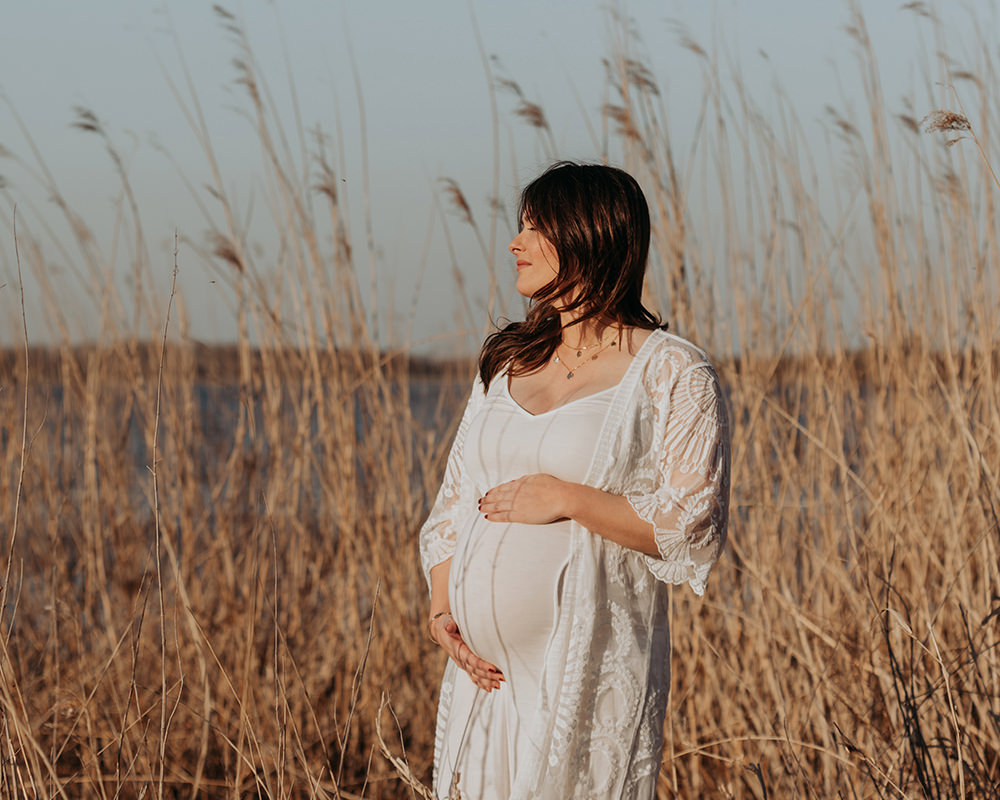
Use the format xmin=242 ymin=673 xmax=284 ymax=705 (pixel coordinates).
xmin=509 ymin=218 xmax=559 ymax=298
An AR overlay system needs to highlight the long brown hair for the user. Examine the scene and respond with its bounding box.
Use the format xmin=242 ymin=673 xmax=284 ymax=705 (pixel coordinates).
xmin=478 ymin=162 xmax=662 ymax=388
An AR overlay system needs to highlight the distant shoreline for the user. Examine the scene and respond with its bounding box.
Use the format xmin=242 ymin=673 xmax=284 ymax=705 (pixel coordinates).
xmin=4 ymin=339 xmax=994 ymax=388
xmin=0 ymin=342 xmax=476 ymax=385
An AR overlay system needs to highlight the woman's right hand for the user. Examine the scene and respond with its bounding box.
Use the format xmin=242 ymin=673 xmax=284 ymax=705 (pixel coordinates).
xmin=431 ymin=614 xmax=504 ymax=692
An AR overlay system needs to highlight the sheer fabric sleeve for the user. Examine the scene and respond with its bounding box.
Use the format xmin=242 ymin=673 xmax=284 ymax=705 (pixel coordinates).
xmin=418 ymin=375 xmax=485 ymax=590
xmin=626 ymin=354 xmax=730 ymax=595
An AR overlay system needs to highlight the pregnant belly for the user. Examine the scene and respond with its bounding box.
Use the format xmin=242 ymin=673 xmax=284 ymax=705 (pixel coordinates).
xmin=449 ymin=516 xmax=571 ymax=674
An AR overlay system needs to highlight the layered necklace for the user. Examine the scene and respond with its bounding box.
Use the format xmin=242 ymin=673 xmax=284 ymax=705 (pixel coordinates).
xmin=554 ymin=330 xmax=620 ymax=380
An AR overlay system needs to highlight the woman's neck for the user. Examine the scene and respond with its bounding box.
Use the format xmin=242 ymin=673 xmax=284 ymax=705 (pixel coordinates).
xmin=559 ymin=314 xmax=617 ymax=349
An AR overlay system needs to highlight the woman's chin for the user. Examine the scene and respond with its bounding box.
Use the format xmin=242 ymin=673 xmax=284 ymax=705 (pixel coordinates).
xmin=515 ymin=280 xmax=539 ymax=298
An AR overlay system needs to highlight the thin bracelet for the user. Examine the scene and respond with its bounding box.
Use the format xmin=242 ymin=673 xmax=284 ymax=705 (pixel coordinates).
xmin=427 ymin=611 xmax=451 ymax=643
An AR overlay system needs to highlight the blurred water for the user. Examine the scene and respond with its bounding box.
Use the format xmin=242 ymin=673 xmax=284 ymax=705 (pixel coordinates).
xmin=19 ymin=376 xmax=469 ymax=526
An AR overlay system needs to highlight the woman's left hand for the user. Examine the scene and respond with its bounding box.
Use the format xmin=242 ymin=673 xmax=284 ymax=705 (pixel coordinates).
xmin=479 ymin=474 xmax=570 ymax=524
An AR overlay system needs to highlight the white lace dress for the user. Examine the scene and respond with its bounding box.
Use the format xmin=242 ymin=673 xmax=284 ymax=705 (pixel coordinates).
xmin=440 ymin=377 xmax=613 ymax=798
xmin=420 ymin=331 xmax=730 ymax=800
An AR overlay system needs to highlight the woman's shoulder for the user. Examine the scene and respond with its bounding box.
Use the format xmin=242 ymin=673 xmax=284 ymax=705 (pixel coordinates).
xmin=642 ymin=328 xmax=717 ymax=369
xmin=634 ymin=329 xmax=724 ymax=404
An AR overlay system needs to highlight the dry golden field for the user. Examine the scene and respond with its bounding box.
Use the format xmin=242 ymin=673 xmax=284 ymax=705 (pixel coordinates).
xmin=1 ymin=5 xmax=998 ymax=798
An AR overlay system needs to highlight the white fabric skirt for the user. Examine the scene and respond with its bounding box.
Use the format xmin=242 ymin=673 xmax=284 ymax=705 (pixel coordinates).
xmin=434 ymin=379 xmax=613 ymax=799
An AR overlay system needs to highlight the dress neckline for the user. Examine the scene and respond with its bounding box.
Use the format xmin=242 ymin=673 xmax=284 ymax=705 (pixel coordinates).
xmin=503 ymin=331 xmax=657 ymax=417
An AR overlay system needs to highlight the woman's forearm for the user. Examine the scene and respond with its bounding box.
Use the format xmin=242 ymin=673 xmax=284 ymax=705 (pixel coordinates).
xmin=560 ymin=483 xmax=659 ymax=556
xmin=428 ymin=558 xmax=452 ymax=618
xmin=479 ymin=474 xmax=660 ymax=557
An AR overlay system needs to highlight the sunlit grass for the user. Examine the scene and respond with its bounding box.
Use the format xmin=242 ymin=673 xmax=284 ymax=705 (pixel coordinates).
xmin=1 ymin=4 xmax=998 ymax=798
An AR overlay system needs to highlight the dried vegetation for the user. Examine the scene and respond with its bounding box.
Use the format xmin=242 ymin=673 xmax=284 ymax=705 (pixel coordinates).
xmin=1 ymin=3 xmax=998 ymax=798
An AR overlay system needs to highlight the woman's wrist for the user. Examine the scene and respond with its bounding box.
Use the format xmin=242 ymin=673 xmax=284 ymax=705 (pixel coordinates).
xmin=427 ymin=610 xmax=452 ymax=644
xmin=558 ymin=480 xmax=586 ymax=521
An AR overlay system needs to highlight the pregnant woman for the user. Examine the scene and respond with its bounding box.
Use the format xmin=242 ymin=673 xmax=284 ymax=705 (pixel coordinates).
xmin=419 ymin=162 xmax=730 ymax=799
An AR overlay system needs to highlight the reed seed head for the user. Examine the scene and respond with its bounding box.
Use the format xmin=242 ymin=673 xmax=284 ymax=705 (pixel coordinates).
xmin=514 ymin=101 xmax=549 ymax=132
xmin=896 ymin=114 xmax=921 ymax=135
xmin=626 ymin=58 xmax=659 ymax=95
xmin=922 ymin=109 xmax=971 ymax=134
xmin=494 ymin=76 xmax=523 ymax=99
xmin=900 ymin=2 xmax=936 ymax=22
xmin=952 ymin=70 xmax=981 ymax=87
xmin=922 ymin=109 xmax=972 ymax=146
xmin=71 ymin=106 xmax=103 ymax=136
xmin=603 ymin=104 xmax=641 ymax=141
xmin=439 ymin=178 xmax=473 ymax=226
xmin=210 ymin=232 xmax=245 ymax=272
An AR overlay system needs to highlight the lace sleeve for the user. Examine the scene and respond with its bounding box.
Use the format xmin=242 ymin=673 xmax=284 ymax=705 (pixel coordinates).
xmin=418 ymin=375 xmax=485 ymax=590
xmin=626 ymin=357 xmax=730 ymax=595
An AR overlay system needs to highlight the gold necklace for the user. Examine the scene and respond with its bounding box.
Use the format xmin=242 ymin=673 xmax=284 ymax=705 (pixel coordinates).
xmin=554 ymin=338 xmax=617 ymax=380
xmin=561 ymin=337 xmax=604 ymax=358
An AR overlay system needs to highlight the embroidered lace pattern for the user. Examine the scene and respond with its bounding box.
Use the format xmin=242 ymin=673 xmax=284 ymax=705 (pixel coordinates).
xmin=418 ymin=375 xmax=485 ymax=589
xmin=627 ymin=343 xmax=730 ymax=595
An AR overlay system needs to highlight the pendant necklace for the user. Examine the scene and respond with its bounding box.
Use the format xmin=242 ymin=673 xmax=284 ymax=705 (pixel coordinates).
xmin=554 ymin=337 xmax=617 ymax=380
xmin=567 ymin=339 xmax=600 ymax=358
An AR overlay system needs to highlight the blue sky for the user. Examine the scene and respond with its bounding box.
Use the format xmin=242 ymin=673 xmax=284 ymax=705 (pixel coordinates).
xmin=0 ymin=1 xmax=990 ymax=351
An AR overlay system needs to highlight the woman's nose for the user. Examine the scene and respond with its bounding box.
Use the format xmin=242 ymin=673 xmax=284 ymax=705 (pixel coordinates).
xmin=509 ymin=235 xmax=520 ymax=253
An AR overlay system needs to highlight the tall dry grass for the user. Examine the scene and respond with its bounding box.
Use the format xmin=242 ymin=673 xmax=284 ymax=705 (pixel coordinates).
xmin=1 ymin=3 xmax=998 ymax=798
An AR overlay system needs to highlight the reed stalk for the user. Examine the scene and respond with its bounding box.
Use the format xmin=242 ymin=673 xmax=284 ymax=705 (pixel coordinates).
xmin=0 ymin=3 xmax=998 ymax=797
